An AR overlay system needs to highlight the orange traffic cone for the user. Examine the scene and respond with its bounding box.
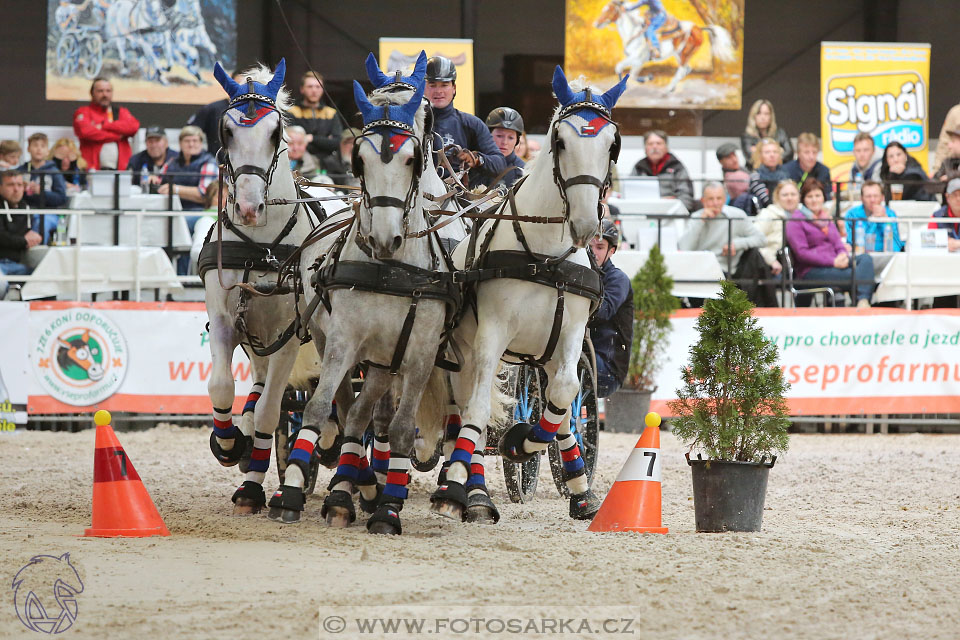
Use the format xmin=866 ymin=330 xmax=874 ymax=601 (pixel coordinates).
xmin=588 ymin=412 xmax=668 ymax=533
xmin=84 ymin=410 xmax=170 ymax=538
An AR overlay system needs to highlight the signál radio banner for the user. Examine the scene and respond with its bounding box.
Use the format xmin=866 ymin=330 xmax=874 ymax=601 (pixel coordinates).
xmin=379 ymin=38 xmax=476 ymax=115
xmin=651 ymin=308 xmax=960 ymax=417
xmin=821 ymin=42 xmax=931 ymax=179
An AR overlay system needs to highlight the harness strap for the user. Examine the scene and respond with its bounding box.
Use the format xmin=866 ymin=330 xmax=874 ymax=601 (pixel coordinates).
xmin=198 ymin=240 xmax=300 ymax=281
xmin=503 ymin=289 xmax=565 ymax=367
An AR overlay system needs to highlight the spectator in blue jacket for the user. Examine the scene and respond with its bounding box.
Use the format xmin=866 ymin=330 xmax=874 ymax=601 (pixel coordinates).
xmin=844 ymin=181 xmax=904 ymax=253
xmin=588 ymin=219 xmax=634 ymax=397
xmin=18 ymin=133 xmax=65 ymax=243
xmin=425 ymin=56 xmax=505 ymax=188
xmin=783 ymin=132 xmax=832 ymax=199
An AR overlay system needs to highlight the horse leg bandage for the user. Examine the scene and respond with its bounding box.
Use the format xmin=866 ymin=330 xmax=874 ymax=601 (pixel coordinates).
xmin=243 ymin=382 xmax=264 ymax=415
xmin=331 ymin=437 xmax=364 ymax=493
xmin=371 ymin=434 xmax=391 ymax=484
xmin=383 ymin=456 xmax=412 ymax=502
xmin=557 ymin=432 xmax=588 ymax=495
xmin=356 ymin=453 xmax=378 ymax=502
xmin=212 ymin=405 xmax=239 ymax=440
xmin=466 ymin=451 xmax=488 ymax=498
xmin=244 ymin=430 xmax=273 ymax=485
xmin=286 ymin=425 xmax=319 ymax=486
xmin=449 ymin=423 xmax=482 ymax=467
xmin=524 ymin=402 xmax=566 ymax=454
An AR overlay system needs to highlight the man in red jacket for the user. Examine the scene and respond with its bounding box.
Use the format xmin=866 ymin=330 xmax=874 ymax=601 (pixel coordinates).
xmin=73 ymin=77 xmax=140 ymax=170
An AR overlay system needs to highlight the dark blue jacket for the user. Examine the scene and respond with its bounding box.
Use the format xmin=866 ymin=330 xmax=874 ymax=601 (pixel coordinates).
xmin=129 ymin=148 xmax=178 ymax=185
xmin=783 ymin=160 xmax=833 ymax=199
xmin=18 ymin=160 xmax=66 ymax=209
xmin=590 ymin=258 xmax=634 ymax=384
xmin=432 ymin=103 xmax=506 ymax=184
xmin=930 ymin=205 xmax=960 ymax=239
xmin=162 ymin=150 xmax=217 ymax=211
xmin=479 ymin=152 xmax=525 ymax=189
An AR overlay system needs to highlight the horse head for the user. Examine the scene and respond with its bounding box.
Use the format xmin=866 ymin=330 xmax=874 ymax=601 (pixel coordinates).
xmin=594 ymin=0 xmax=624 ymax=28
xmin=214 ymin=58 xmax=289 ymax=226
xmin=550 ymin=66 xmax=628 ymax=247
xmin=352 ymin=56 xmax=427 ymax=259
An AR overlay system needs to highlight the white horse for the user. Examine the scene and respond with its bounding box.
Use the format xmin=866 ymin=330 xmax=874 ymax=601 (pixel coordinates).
xmin=268 ymin=53 xmax=451 ymax=536
xmin=431 ymin=67 xmax=628 ymax=522
xmin=202 ymin=59 xmax=349 ymax=515
xmin=594 ymin=0 xmax=734 ymax=93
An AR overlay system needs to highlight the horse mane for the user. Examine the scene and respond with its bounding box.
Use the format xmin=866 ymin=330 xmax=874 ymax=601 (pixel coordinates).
xmin=235 ymin=63 xmax=294 ymax=116
xmin=367 ymin=87 xmax=427 ymax=136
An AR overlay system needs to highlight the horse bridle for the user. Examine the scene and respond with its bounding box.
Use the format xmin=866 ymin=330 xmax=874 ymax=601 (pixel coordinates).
xmin=218 ymin=78 xmax=284 ymax=205
xmin=550 ymin=93 xmax=622 ymax=224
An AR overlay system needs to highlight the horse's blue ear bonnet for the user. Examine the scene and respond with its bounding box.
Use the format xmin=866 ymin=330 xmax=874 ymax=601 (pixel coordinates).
xmin=365 ymin=50 xmax=427 ymax=92
xmin=550 ymin=66 xmax=627 ymax=140
xmin=215 ymin=58 xmax=286 ymax=125
xmin=353 ymin=76 xmax=425 ymax=133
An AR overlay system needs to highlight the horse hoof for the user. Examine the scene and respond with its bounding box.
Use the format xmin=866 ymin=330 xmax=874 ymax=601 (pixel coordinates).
xmin=267 ymin=507 xmax=301 ymax=524
xmin=569 ymin=490 xmax=601 ymax=521
xmin=430 ymin=481 xmax=468 ymax=521
xmin=367 ymin=520 xmax=400 ymax=535
xmin=430 ymin=499 xmax=464 ymax=521
xmin=233 ymin=499 xmax=263 ymax=516
xmin=465 ymin=489 xmax=500 ymax=524
xmin=366 ymin=502 xmax=403 ymax=535
xmin=324 ymin=506 xmax=353 ymax=528
xmin=210 ymin=431 xmax=248 ymax=468
xmin=498 ymin=422 xmax=537 ymax=463
xmin=321 ymin=490 xmax=356 ymax=526
xmin=231 ymin=480 xmax=265 ymax=515
xmin=267 ymin=485 xmax=304 ymax=523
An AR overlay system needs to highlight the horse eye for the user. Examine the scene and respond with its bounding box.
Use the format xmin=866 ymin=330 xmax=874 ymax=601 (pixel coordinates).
xmin=556 ymin=139 xmax=566 ymax=151
xmin=405 ymin=157 xmax=414 ymax=166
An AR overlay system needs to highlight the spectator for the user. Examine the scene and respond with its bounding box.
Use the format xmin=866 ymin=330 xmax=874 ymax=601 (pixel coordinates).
xmin=747 ymin=137 xmax=788 ymax=210
xmin=716 ymin=142 xmax=741 ymax=172
xmin=784 ymin=133 xmax=832 ymax=199
xmin=516 ymin=133 xmax=530 ymax=162
xmin=128 ymin=126 xmax=177 ymax=187
xmin=0 ymin=140 xmax=22 ymax=169
xmin=155 ymin=125 xmax=217 ymax=233
xmin=932 ymin=128 xmax=960 ymax=182
xmin=483 ymin=106 xmax=526 ymax=188
xmin=588 ymin=219 xmax=633 ymax=397
xmin=879 ymin=140 xmax=933 ymax=201
xmin=49 ymin=137 xmax=87 ymax=191
xmin=18 ymin=133 xmax=65 ymax=244
xmin=753 ymin=179 xmax=799 ymax=276
xmin=934 ymin=102 xmax=960 ymax=170
xmin=741 ymin=99 xmax=793 ymax=170
xmin=288 ymin=71 xmax=343 ymax=164
xmin=187 ymin=70 xmax=245 ymax=158
xmin=785 ymin=178 xmax=874 ymax=307
xmin=850 ymin=132 xmax=881 ymax=184
xmin=321 ymin=127 xmax=360 ymax=188
xmin=286 ymin=125 xmax=321 ymax=178
xmin=724 ymin=168 xmax=749 ymax=201
xmin=928 ymin=177 xmax=960 ymax=253
xmin=679 ymin=181 xmax=765 ymax=275
xmin=426 ymin=56 xmax=505 ymax=188
xmin=73 ymin=77 xmax=140 ymax=170
xmin=632 ymin=130 xmax=696 ymax=212
xmin=521 ymin=135 xmax=541 ymax=162
xmin=844 ymin=180 xmax=904 ymax=253
xmin=0 ymin=170 xmax=41 ymax=299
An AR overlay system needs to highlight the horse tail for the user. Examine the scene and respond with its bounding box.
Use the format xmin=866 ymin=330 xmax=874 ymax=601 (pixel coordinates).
xmin=488 ymin=362 xmax=511 ymax=433
xmin=703 ymin=25 xmax=735 ymax=62
xmin=288 ymin=343 xmax=322 ymax=390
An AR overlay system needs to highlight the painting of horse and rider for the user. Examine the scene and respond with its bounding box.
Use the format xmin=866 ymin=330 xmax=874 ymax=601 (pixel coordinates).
xmin=46 ymin=0 xmax=237 ymax=104
xmin=566 ymin=0 xmax=744 ymax=109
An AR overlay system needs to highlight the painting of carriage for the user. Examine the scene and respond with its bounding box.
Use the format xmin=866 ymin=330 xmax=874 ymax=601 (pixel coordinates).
xmin=46 ymin=0 xmax=237 ymax=104
xmin=565 ymin=0 xmax=745 ymax=110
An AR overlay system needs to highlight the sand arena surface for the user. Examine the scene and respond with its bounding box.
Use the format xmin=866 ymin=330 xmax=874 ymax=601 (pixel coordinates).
xmin=2 ymin=426 xmax=959 ymax=639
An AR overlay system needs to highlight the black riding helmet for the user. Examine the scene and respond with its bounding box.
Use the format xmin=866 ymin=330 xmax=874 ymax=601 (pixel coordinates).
xmin=597 ymin=219 xmax=620 ymax=248
xmin=485 ymin=107 xmax=524 ymax=135
xmin=426 ymin=56 xmax=457 ymax=82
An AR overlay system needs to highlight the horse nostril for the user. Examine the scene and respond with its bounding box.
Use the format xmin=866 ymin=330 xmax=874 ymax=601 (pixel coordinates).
xmin=234 ymin=203 xmax=241 ymax=217
xmin=390 ymin=235 xmax=402 ymax=252
xmin=257 ymin=202 xmax=265 ymax=213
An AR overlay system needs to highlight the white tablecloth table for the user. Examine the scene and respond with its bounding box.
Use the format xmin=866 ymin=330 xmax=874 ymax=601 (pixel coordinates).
xmin=610 ymin=249 xmax=724 ymax=299
xmin=20 ymin=246 xmax=183 ymax=300
xmin=608 ymin=199 xmax=689 ymax=251
xmin=874 ymin=253 xmax=960 ymax=302
xmin=67 ymin=191 xmax=191 ymax=248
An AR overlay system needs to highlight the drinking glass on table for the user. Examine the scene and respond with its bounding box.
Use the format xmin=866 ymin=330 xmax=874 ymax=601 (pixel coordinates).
xmin=891 ymin=183 xmax=904 ymax=200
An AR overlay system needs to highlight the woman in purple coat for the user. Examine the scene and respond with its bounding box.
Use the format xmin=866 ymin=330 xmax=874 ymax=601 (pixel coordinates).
xmin=785 ymin=178 xmax=875 ymax=307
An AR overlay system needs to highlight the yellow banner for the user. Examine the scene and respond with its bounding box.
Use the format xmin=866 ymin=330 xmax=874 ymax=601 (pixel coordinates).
xmin=821 ymin=42 xmax=931 ymax=178
xmin=378 ymin=38 xmax=475 ymax=115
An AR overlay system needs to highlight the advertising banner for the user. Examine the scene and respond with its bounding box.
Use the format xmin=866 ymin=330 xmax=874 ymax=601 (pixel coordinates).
xmin=46 ymin=0 xmax=237 ymax=104
xmin=379 ymin=37 xmax=475 ymax=115
xmin=0 ymin=302 xmax=31 ymax=427
xmin=821 ymin=42 xmax=931 ymax=178
xmin=27 ymin=302 xmax=251 ymax=415
xmin=651 ymin=308 xmax=960 ymax=416
xmin=566 ymin=0 xmax=745 ymax=110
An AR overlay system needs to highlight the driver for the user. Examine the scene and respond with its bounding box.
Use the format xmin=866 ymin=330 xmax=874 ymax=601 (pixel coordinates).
xmin=625 ymin=0 xmax=668 ymax=58
xmin=588 ymin=219 xmax=634 ymax=398
xmin=483 ymin=106 xmax=526 ymax=189
xmin=425 ymin=55 xmax=505 ymax=188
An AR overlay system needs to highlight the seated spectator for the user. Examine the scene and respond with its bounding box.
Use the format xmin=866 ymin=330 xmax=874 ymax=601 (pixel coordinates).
xmin=716 ymin=142 xmax=741 ymax=172
xmin=678 ymin=181 xmax=766 ymax=275
xmin=932 ymin=128 xmax=960 ymax=182
xmin=18 ymin=133 xmax=65 ymax=244
xmin=880 ymin=140 xmax=933 ymax=201
xmin=747 ymin=137 xmax=788 ymax=210
xmin=928 ymin=177 xmax=960 ymax=253
xmin=741 ymin=99 xmax=793 ymax=170
xmin=0 ymin=140 xmax=22 ymax=169
xmin=154 ymin=125 xmax=217 ymax=234
xmin=321 ymin=127 xmax=360 ymax=188
xmin=935 ymin=102 xmax=960 ymax=170
xmin=49 ymin=137 xmax=87 ymax=191
xmin=516 ymin=133 xmax=530 ymax=162
xmin=632 ymin=130 xmax=696 ymax=212
xmin=784 ymin=133 xmax=832 ymax=199
xmin=522 ymin=135 xmax=541 ymax=162
xmin=286 ymin=125 xmax=321 ymax=178
xmin=844 ymin=180 xmax=904 ymax=253
xmin=753 ymin=179 xmax=800 ymax=276
xmin=785 ymin=178 xmax=874 ymax=307
xmin=850 ymin=132 xmax=881 ymax=184
xmin=0 ymin=170 xmax=41 ymax=299
xmin=73 ymin=76 xmax=140 ymax=170
xmin=129 ymin=126 xmax=177 ymax=186
xmin=724 ymin=168 xmax=752 ymax=213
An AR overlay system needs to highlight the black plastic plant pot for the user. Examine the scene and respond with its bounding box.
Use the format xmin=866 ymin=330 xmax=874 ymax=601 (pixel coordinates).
xmin=686 ymin=454 xmax=777 ymax=532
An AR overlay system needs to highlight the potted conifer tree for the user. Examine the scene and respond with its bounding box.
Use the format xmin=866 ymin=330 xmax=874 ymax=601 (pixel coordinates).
xmin=668 ymin=280 xmax=790 ymax=532
xmin=605 ymin=244 xmax=679 ymax=432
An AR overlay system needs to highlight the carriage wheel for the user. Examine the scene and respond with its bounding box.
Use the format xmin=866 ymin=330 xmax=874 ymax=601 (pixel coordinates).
xmin=56 ymin=33 xmax=79 ymax=77
xmin=81 ymin=34 xmax=103 ymax=79
xmin=548 ymin=349 xmax=600 ymax=498
xmin=502 ymin=364 xmax=544 ymax=503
